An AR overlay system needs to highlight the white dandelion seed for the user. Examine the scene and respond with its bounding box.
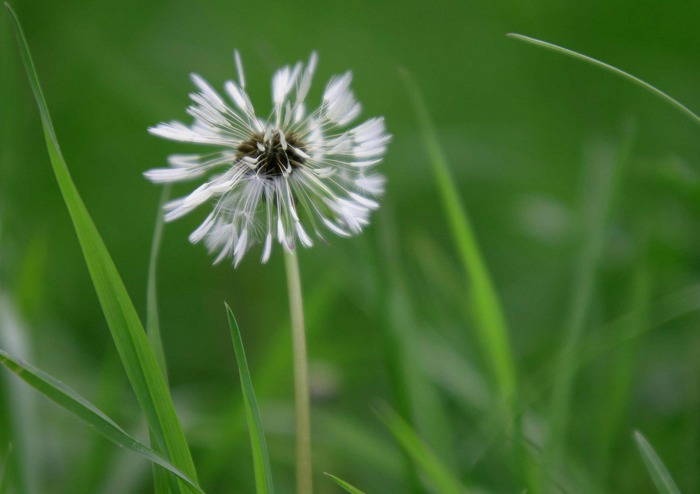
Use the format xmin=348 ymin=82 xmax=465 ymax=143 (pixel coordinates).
xmin=145 ymin=51 xmax=390 ymax=267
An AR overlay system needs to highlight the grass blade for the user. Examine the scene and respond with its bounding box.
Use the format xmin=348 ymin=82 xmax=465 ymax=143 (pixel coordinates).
xmin=379 ymin=406 xmax=468 ymax=494
xmin=400 ymin=69 xmax=517 ymax=412
xmin=147 ymin=185 xmax=171 ymax=381
xmin=198 ymin=277 xmax=337 ymax=481
xmin=314 ymin=410 xmax=403 ymax=477
xmin=4 ymin=4 xmax=198 ymax=491
xmin=0 ymin=0 xmax=18 ymax=254
xmin=378 ymin=207 xmax=457 ymax=491
xmin=0 ymin=294 xmax=40 ymax=494
xmin=545 ymin=126 xmax=634 ymax=489
xmin=0 ymin=350 xmax=203 ymax=493
xmin=225 ymin=304 xmax=275 ymax=494
xmin=634 ymin=431 xmax=681 ymax=494
xmin=146 ymin=185 xmax=172 ymax=493
xmin=324 ymin=473 xmax=366 ymax=494
xmin=0 ymin=448 xmax=8 ymax=494
xmin=595 ymin=231 xmax=650 ymax=481
xmin=507 ymin=33 xmax=700 ymax=128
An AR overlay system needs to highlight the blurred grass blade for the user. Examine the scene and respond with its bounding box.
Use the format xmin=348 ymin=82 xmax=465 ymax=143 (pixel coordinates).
xmin=324 ymin=473 xmax=366 ymax=494
xmin=379 ymin=406 xmax=468 ymax=494
xmin=0 ymin=0 xmax=18 ymax=248
xmin=16 ymin=231 xmax=49 ymax=319
xmin=595 ymin=233 xmax=650 ymax=480
xmin=0 ymin=448 xmax=8 ymax=494
xmin=314 ymin=410 xmax=403 ymax=477
xmin=146 ymin=186 xmax=173 ymax=494
xmin=379 ymin=207 xmax=457 ymax=483
xmin=147 ymin=185 xmax=171 ymax=381
xmin=0 ymin=294 xmax=40 ymax=494
xmin=225 ymin=304 xmax=275 ymax=494
xmin=546 ymin=136 xmax=633 ymax=481
xmin=0 ymin=350 xmax=203 ymax=493
xmin=634 ymin=431 xmax=681 ymax=494
xmin=400 ymin=69 xmax=516 ymax=411
xmin=5 ymin=4 xmax=198 ymax=491
xmin=63 ymin=353 xmax=140 ymax=493
xmin=507 ymin=33 xmax=700 ymax=127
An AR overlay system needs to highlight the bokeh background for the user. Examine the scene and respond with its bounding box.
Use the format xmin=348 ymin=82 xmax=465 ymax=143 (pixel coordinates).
xmin=2 ymin=0 xmax=700 ymax=492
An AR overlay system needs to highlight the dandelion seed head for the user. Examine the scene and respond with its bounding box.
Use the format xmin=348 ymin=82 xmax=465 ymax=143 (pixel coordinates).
xmin=145 ymin=51 xmax=390 ymax=266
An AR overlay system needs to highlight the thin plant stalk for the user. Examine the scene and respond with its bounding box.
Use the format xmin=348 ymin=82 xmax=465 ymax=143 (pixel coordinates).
xmin=507 ymin=33 xmax=700 ymax=128
xmin=146 ymin=185 xmax=172 ymax=493
xmin=284 ymin=249 xmax=313 ymax=494
xmin=147 ymin=184 xmax=171 ymax=382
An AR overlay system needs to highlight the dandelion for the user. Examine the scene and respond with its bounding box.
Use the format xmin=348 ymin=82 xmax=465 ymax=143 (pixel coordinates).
xmin=145 ymin=51 xmax=390 ymax=266
xmin=146 ymin=51 xmax=389 ymax=494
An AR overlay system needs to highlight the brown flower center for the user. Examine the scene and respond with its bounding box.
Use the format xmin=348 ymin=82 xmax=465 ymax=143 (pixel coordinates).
xmin=237 ymin=132 xmax=307 ymax=177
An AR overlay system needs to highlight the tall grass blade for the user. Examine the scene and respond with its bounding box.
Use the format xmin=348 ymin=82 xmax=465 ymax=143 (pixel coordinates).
xmin=0 ymin=448 xmax=8 ymax=494
xmin=146 ymin=185 xmax=172 ymax=494
xmin=5 ymin=4 xmax=198 ymax=491
xmin=63 ymin=354 xmax=134 ymax=493
xmin=0 ymin=350 xmax=203 ymax=493
xmin=15 ymin=232 xmax=48 ymax=319
xmin=324 ymin=473 xmax=366 ymax=494
xmin=545 ymin=127 xmax=634 ymax=484
xmin=147 ymin=185 xmax=171 ymax=381
xmin=379 ymin=208 xmax=457 ymax=474
xmin=507 ymin=33 xmax=700 ymax=128
xmin=0 ymin=295 xmax=40 ymax=494
xmin=198 ymin=278 xmax=337 ymax=480
xmin=400 ymin=69 xmax=517 ymax=411
xmin=225 ymin=304 xmax=275 ymax=494
xmin=634 ymin=431 xmax=681 ymax=494
xmin=595 ymin=232 xmax=650 ymax=481
xmin=0 ymin=0 xmax=18 ymax=244
xmin=379 ymin=406 xmax=468 ymax=494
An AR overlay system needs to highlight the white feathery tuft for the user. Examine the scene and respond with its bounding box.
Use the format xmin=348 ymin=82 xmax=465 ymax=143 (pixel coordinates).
xmin=145 ymin=51 xmax=390 ymax=267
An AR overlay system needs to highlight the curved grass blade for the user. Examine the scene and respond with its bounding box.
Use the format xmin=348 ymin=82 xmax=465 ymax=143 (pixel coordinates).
xmin=507 ymin=33 xmax=700 ymax=128
xmin=399 ymin=69 xmax=517 ymax=412
xmin=146 ymin=185 xmax=173 ymax=494
xmin=0 ymin=350 xmax=203 ymax=493
xmin=324 ymin=473 xmax=366 ymax=494
xmin=634 ymin=431 xmax=681 ymax=494
xmin=147 ymin=185 xmax=171 ymax=381
xmin=4 ymin=4 xmax=198 ymax=491
xmin=225 ymin=304 xmax=275 ymax=494
xmin=378 ymin=406 xmax=468 ymax=494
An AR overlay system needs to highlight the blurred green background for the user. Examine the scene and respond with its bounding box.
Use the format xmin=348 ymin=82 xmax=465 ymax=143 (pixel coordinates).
xmin=2 ymin=0 xmax=700 ymax=492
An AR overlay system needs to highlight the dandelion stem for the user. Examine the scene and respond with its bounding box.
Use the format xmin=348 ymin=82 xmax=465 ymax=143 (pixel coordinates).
xmin=284 ymin=249 xmax=313 ymax=494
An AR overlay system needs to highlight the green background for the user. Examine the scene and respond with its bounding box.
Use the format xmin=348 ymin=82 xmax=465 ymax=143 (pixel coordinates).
xmin=2 ymin=0 xmax=700 ymax=492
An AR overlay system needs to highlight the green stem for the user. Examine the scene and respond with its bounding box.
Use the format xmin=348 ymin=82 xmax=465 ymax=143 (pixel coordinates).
xmin=284 ymin=249 xmax=312 ymax=494
xmin=507 ymin=33 xmax=700 ymax=127
xmin=147 ymin=184 xmax=170 ymax=383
